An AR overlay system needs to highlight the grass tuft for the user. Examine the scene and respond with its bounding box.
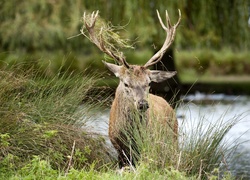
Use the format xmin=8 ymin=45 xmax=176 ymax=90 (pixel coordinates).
xmin=115 ymin=102 xmax=240 ymax=179
xmin=0 ymin=65 xmax=114 ymax=177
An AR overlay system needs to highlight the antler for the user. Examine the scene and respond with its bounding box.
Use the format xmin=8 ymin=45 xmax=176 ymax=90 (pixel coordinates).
xmin=144 ymin=10 xmax=181 ymax=68
xmin=81 ymin=11 xmax=130 ymax=68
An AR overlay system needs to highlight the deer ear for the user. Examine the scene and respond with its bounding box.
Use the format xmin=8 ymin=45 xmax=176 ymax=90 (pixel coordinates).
xmin=150 ymin=70 xmax=177 ymax=83
xmin=102 ymin=61 xmax=122 ymax=77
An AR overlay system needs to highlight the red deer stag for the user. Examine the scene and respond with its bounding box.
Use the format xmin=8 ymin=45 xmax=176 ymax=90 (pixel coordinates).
xmin=81 ymin=10 xmax=181 ymax=168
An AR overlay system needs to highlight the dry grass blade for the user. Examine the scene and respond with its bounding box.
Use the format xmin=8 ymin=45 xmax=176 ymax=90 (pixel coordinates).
xmin=80 ymin=11 xmax=134 ymax=63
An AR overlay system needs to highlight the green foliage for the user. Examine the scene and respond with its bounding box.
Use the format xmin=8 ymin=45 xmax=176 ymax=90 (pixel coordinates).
xmin=207 ymin=168 xmax=234 ymax=180
xmin=0 ymin=0 xmax=249 ymax=84
xmin=0 ymin=154 xmax=21 ymax=178
xmin=42 ymin=130 xmax=58 ymax=139
xmin=0 ymin=133 xmax=11 ymax=147
xmin=0 ymin=51 xmax=107 ymax=78
xmin=0 ymin=65 xmax=114 ymax=174
xmin=175 ymin=0 xmax=250 ymax=50
xmin=14 ymin=156 xmax=58 ymax=180
xmin=0 ymin=0 xmax=249 ymax=53
xmin=176 ymin=49 xmax=250 ymax=82
xmin=1 ymin=156 xmax=235 ymax=179
xmin=0 ymin=0 xmax=86 ymax=52
xmin=3 ymin=155 xmax=192 ymax=180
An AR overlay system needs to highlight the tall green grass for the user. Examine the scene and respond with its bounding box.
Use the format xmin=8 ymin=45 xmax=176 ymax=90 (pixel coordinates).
xmin=0 ymin=64 xmax=240 ymax=179
xmin=0 ymin=65 xmax=114 ymax=178
xmin=113 ymin=102 xmax=238 ymax=179
xmin=177 ymin=103 xmax=241 ymax=179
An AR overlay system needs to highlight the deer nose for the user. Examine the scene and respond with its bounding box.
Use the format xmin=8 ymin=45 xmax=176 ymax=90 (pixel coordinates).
xmin=138 ymin=100 xmax=149 ymax=111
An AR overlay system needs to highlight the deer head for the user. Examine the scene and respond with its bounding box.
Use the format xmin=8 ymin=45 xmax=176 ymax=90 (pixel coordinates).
xmin=81 ymin=10 xmax=181 ymax=111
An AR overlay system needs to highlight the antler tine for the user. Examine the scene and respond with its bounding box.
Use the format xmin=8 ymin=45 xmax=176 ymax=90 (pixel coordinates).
xmin=144 ymin=9 xmax=181 ymax=68
xmin=81 ymin=11 xmax=130 ymax=68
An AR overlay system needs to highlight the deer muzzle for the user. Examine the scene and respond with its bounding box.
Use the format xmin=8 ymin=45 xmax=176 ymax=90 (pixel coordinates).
xmin=138 ymin=99 xmax=149 ymax=111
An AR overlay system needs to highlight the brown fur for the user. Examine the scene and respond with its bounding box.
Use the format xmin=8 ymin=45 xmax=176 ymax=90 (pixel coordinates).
xmin=82 ymin=10 xmax=181 ymax=168
xmin=109 ymin=85 xmax=178 ymax=168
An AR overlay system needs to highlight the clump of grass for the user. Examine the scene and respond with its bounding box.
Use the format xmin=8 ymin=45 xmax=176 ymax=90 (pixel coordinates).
xmin=177 ymin=103 xmax=241 ymax=179
xmin=116 ymin=110 xmax=181 ymax=170
xmin=0 ymin=65 xmax=114 ymax=176
xmin=116 ymin=102 xmax=240 ymax=179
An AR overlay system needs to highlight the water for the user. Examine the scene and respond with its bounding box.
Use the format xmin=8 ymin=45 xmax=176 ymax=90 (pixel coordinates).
xmin=85 ymin=93 xmax=250 ymax=178
xmin=178 ymin=93 xmax=250 ymax=178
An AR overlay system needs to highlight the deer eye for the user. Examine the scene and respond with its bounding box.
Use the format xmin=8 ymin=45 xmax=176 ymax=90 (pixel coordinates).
xmin=124 ymin=83 xmax=129 ymax=88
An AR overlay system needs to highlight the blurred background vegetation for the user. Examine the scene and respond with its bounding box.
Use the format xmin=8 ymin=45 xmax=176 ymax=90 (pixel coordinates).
xmin=0 ymin=0 xmax=250 ymax=82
